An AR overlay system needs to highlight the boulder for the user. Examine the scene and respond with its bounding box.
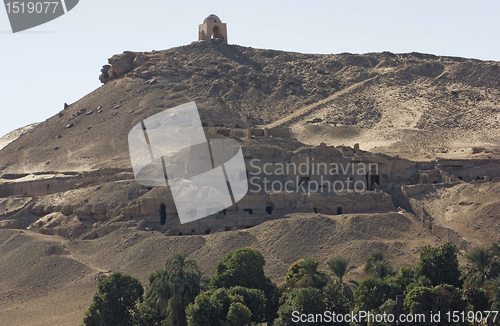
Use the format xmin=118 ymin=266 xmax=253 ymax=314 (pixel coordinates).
xmin=108 ymin=51 xmax=136 ymax=77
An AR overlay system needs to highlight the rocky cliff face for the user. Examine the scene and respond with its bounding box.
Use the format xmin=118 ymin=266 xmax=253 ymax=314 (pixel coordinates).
xmin=0 ymin=43 xmax=499 ymax=326
xmin=1 ymin=43 xmax=499 ymax=174
xmin=0 ymin=43 xmax=499 ymax=245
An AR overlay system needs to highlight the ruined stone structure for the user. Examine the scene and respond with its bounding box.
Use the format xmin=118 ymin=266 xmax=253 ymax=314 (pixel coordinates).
xmin=1 ymin=136 xmax=500 ymax=241
xmin=198 ymin=14 xmax=227 ymax=44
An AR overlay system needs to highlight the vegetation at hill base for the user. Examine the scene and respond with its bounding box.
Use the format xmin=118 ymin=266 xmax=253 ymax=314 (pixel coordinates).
xmin=82 ymin=241 xmax=500 ymax=326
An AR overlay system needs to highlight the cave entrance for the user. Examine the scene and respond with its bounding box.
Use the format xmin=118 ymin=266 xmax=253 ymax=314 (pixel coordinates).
xmin=370 ymin=174 xmax=380 ymax=187
xmin=159 ymin=204 xmax=166 ymax=225
xmin=337 ymin=207 xmax=343 ymax=215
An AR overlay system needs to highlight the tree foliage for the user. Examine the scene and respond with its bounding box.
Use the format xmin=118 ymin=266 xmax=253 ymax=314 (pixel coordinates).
xmin=295 ymin=257 xmax=329 ymax=289
xmin=354 ymin=277 xmax=402 ymax=316
xmin=82 ymin=243 xmax=500 ymax=326
xmin=226 ymin=302 xmax=252 ymax=326
xmin=82 ymin=272 xmax=144 ymax=326
xmin=186 ymin=287 xmax=265 ymax=326
xmin=404 ymin=286 xmax=433 ymax=326
xmin=363 ymin=249 xmax=393 ymax=278
xmin=461 ymin=246 xmax=499 ymax=286
xmin=146 ymin=253 xmax=201 ymax=326
xmin=274 ymin=287 xmax=327 ymax=326
xmin=416 ymin=242 xmax=461 ymax=287
xmin=326 ymin=256 xmax=357 ymax=301
xmin=210 ymin=247 xmax=279 ymax=321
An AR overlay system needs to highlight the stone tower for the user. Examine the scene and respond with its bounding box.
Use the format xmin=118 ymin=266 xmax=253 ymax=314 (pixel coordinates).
xmin=199 ymin=14 xmax=227 ymax=44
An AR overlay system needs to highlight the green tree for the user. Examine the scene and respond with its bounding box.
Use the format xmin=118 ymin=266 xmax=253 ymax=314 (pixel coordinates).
xmin=431 ymin=284 xmax=469 ymax=326
xmin=461 ymin=246 xmax=497 ymax=286
xmin=283 ymin=259 xmax=304 ymax=289
xmin=416 ymin=242 xmax=461 ymax=287
xmin=463 ymin=284 xmax=490 ymax=312
xmin=404 ymin=286 xmax=433 ymax=326
xmin=227 ymin=286 xmax=266 ymax=323
xmin=274 ymin=287 xmax=327 ymax=326
xmin=405 ymin=284 xmax=469 ymax=326
xmin=484 ymin=276 xmax=500 ymax=311
xmin=353 ymin=276 xmax=402 ymax=325
xmin=326 ymin=256 xmax=357 ymax=301
xmin=323 ymin=282 xmax=352 ymax=325
xmin=226 ymin=302 xmax=252 ymax=326
xmin=393 ymin=265 xmax=431 ymax=295
xmin=82 ymin=272 xmax=144 ymax=326
xmin=186 ymin=287 xmax=261 ymax=326
xmin=295 ymin=257 xmax=329 ymax=289
xmin=489 ymin=241 xmax=500 ymax=257
xmin=211 ymin=247 xmax=279 ymax=322
xmin=146 ymin=253 xmax=201 ymax=326
xmin=363 ymin=249 xmax=393 ymax=278
xmin=186 ymin=291 xmax=223 ymax=326
xmin=133 ymin=301 xmax=162 ymax=326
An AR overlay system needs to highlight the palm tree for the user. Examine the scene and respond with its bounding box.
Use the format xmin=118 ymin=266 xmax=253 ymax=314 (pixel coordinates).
xmin=296 ymin=257 xmax=328 ymax=289
xmin=489 ymin=241 xmax=500 ymax=258
xmin=484 ymin=276 xmax=500 ymax=311
xmin=146 ymin=253 xmax=201 ymax=326
xmin=326 ymin=256 xmax=357 ymax=301
xmin=146 ymin=272 xmax=173 ymax=319
xmin=363 ymin=249 xmax=393 ymax=278
xmin=461 ymin=247 xmax=498 ymax=287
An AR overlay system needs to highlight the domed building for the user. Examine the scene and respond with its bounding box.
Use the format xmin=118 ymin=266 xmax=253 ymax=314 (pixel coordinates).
xmin=198 ymin=14 xmax=227 ymax=44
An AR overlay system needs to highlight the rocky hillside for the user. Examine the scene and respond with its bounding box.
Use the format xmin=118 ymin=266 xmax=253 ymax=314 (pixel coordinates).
xmin=0 ymin=43 xmax=499 ymax=326
xmin=0 ymin=212 xmax=445 ymax=326
xmin=1 ymin=43 xmax=500 ymax=173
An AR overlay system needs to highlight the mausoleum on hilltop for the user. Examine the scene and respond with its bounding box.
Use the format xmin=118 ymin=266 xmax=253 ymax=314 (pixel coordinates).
xmin=199 ymin=14 xmax=227 ymax=44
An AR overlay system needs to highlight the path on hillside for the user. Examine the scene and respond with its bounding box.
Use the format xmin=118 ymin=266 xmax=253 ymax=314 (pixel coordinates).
xmin=263 ymin=74 xmax=382 ymax=129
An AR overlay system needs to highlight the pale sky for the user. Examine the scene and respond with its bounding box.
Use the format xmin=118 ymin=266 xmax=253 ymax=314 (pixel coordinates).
xmin=1 ymin=0 xmax=499 ymax=138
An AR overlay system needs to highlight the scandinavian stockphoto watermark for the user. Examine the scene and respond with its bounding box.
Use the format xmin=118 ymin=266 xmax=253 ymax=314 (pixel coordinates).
xmin=127 ymin=102 xmax=248 ymax=224
xmin=3 ymin=0 xmax=79 ymax=33
xmin=248 ymin=158 xmax=380 ymax=195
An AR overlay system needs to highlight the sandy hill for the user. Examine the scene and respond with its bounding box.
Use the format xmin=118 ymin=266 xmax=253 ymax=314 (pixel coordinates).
xmin=0 ymin=212 xmax=447 ymax=326
xmin=0 ymin=43 xmax=499 ymax=325
xmin=1 ymin=43 xmax=499 ymax=173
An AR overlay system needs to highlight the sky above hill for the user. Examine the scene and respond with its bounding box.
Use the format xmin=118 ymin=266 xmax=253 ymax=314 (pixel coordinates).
xmin=0 ymin=0 xmax=499 ymax=138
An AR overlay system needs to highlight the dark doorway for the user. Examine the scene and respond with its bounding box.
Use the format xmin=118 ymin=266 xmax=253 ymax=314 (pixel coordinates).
xmin=298 ymin=177 xmax=310 ymax=185
xmin=243 ymin=208 xmax=253 ymax=215
xmin=212 ymin=26 xmax=220 ymax=39
xmin=160 ymin=204 xmax=166 ymax=225
xmin=370 ymin=175 xmax=380 ymax=187
xmin=337 ymin=207 xmax=343 ymax=215
xmin=266 ymin=206 xmax=274 ymax=215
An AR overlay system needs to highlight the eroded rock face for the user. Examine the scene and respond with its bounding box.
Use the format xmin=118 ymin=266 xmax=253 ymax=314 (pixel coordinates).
xmin=28 ymin=212 xmax=87 ymax=238
xmin=99 ymin=51 xmax=137 ymax=84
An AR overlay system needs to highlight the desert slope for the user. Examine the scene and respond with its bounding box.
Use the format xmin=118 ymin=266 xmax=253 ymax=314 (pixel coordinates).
xmin=0 ymin=212 xmax=443 ymax=326
xmin=1 ymin=44 xmax=499 ymax=173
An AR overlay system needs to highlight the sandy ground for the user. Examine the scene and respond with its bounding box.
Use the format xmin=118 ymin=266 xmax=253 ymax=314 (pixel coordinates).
xmin=0 ymin=212 xmax=446 ymax=325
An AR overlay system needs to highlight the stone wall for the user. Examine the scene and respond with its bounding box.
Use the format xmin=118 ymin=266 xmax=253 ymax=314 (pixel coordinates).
xmin=126 ymin=189 xmax=395 ymax=236
xmin=204 ymin=127 xmax=292 ymax=139
xmin=0 ymin=169 xmax=134 ymax=198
